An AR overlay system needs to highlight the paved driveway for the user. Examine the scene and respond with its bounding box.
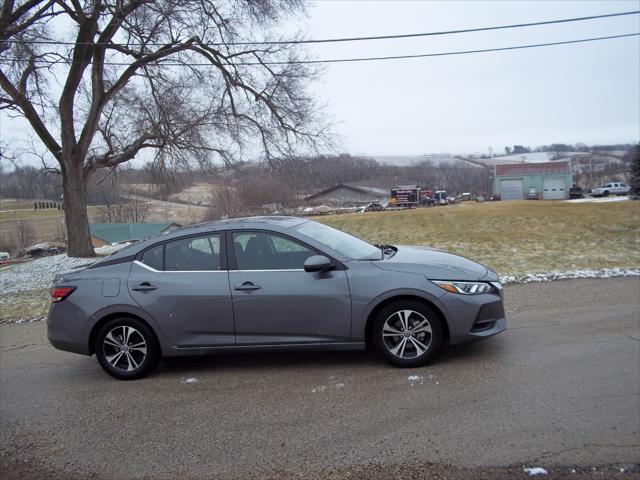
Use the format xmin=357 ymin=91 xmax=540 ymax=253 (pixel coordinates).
xmin=1 ymin=278 xmax=638 ymax=479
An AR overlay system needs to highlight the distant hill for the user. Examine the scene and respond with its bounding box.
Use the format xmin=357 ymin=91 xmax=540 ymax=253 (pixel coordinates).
xmin=371 ymin=155 xmax=484 ymax=168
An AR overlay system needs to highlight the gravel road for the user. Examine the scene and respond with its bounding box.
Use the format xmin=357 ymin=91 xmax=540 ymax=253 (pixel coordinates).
xmin=1 ymin=278 xmax=639 ymax=479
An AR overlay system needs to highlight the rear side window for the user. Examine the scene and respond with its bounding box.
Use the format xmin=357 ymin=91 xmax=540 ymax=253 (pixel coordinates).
xmin=165 ymin=235 xmax=221 ymax=271
xmin=141 ymin=244 xmax=163 ymax=271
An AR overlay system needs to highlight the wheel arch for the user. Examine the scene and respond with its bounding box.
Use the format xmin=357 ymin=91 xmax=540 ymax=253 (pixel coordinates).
xmin=364 ymin=295 xmax=450 ymax=349
xmin=89 ymin=312 xmax=159 ymax=355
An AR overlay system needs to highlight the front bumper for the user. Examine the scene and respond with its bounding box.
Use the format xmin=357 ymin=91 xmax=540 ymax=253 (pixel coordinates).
xmin=438 ymin=293 xmax=507 ymax=345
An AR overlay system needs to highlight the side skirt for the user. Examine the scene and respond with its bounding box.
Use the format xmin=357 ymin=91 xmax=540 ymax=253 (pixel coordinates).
xmin=166 ymin=342 xmax=366 ymax=357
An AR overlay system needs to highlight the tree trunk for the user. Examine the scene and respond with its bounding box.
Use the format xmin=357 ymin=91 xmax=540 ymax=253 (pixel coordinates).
xmin=62 ymin=160 xmax=95 ymax=257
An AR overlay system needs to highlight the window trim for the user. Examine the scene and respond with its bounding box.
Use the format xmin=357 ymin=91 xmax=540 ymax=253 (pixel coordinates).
xmin=135 ymin=231 xmax=227 ymax=272
xmin=226 ymin=229 xmax=345 ymax=272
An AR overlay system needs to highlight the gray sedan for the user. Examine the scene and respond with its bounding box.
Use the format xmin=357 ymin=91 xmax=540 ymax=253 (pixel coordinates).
xmin=47 ymin=217 xmax=506 ymax=380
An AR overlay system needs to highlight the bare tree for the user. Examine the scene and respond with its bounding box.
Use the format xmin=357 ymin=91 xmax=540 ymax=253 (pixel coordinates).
xmin=125 ymin=195 xmax=150 ymax=222
xmin=205 ymin=182 xmax=243 ymax=220
xmin=14 ymin=219 xmax=34 ymax=249
xmin=0 ymin=1 xmax=327 ymax=256
xmin=98 ymin=202 xmax=128 ymax=223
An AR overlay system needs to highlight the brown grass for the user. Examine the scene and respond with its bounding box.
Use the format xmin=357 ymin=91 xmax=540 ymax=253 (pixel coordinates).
xmin=315 ymin=200 xmax=640 ymax=275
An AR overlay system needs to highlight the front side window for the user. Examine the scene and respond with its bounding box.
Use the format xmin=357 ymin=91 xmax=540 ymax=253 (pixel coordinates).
xmin=233 ymin=232 xmax=315 ymax=270
xmin=164 ymin=235 xmax=221 ymax=271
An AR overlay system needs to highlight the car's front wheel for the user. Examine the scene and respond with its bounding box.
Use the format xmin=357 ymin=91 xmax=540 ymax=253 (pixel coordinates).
xmin=95 ymin=317 xmax=160 ymax=380
xmin=373 ymin=300 xmax=443 ymax=367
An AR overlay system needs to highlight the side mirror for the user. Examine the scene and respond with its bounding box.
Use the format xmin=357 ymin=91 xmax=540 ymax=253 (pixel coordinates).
xmin=304 ymin=255 xmax=334 ymax=273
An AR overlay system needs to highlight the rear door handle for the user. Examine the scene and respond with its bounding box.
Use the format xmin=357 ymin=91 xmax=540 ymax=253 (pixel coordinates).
xmin=233 ymin=281 xmax=261 ymax=292
xmin=132 ymin=282 xmax=158 ymax=292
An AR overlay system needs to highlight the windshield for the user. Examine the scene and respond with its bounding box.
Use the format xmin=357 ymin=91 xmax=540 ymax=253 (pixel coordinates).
xmin=293 ymin=221 xmax=381 ymax=260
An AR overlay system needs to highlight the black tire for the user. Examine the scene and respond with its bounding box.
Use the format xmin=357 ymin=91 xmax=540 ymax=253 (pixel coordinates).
xmin=373 ymin=300 xmax=443 ymax=368
xmin=603 ymin=191 xmax=609 ymax=197
xmin=95 ymin=317 xmax=160 ymax=380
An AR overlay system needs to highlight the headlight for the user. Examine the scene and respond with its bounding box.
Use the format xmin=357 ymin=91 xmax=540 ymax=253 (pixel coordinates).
xmin=433 ymin=280 xmax=495 ymax=295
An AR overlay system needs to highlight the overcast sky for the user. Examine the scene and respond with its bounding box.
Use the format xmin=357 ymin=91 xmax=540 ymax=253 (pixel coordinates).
xmin=300 ymin=0 xmax=640 ymax=156
xmin=1 ymin=0 xmax=638 ymax=167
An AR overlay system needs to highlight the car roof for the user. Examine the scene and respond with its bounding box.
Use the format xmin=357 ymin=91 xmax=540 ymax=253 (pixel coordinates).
xmin=97 ymin=216 xmax=310 ymax=263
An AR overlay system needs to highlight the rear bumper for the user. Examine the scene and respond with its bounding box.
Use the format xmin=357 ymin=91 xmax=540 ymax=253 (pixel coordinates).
xmin=47 ymin=305 xmax=91 ymax=356
xmin=48 ymin=337 xmax=89 ymax=355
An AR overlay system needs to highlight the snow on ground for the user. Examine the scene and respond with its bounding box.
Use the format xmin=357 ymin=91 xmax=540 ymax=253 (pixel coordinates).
xmin=0 ymin=254 xmax=94 ymax=295
xmin=1 ymin=255 xmax=638 ymax=295
xmin=500 ymin=268 xmax=640 ymax=284
xmin=524 ymin=466 xmax=548 ymax=476
xmin=567 ymin=195 xmax=631 ymax=203
xmin=94 ymin=242 xmax=132 ymax=255
xmin=495 ymin=152 xmax=555 ymax=163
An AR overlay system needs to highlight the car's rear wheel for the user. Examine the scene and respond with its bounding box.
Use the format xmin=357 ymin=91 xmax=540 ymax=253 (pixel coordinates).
xmin=95 ymin=318 xmax=159 ymax=380
xmin=373 ymin=300 xmax=443 ymax=367
xmin=603 ymin=190 xmax=609 ymax=197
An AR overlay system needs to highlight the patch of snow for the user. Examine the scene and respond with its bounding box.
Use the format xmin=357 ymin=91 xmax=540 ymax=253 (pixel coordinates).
xmin=0 ymin=316 xmax=45 ymax=325
xmin=567 ymin=195 xmax=630 ymax=203
xmin=407 ymin=374 xmax=425 ymax=385
xmin=524 ymin=467 xmax=548 ymax=476
xmin=94 ymin=242 xmax=132 ymax=255
xmin=183 ymin=377 xmax=198 ymax=384
xmin=0 ymin=254 xmax=94 ymax=294
xmin=501 ymin=268 xmax=640 ymax=285
xmin=312 ymin=381 xmax=346 ymax=393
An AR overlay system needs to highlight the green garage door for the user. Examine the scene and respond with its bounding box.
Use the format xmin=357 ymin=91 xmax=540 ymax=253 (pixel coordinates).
xmin=500 ymin=179 xmax=524 ymax=200
xmin=542 ymin=177 xmax=566 ymax=200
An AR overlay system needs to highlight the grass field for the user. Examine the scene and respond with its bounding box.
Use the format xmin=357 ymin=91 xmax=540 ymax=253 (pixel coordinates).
xmin=0 ymin=199 xmax=638 ymax=323
xmin=0 ymin=201 xmax=202 ymax=249
xmin=315 ymin=200 xmax=640 ymax=275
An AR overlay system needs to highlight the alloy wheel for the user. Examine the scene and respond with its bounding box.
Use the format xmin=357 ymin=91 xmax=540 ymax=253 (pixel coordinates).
xmin=382 ymin=309 xmax=432 ymax=359
xmin=102 ymin=325 xmax=147 ymax=372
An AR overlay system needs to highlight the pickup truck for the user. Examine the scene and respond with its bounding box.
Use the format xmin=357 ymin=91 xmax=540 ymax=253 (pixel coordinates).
xmin=591 ymin=182 xmax=630 ymax=197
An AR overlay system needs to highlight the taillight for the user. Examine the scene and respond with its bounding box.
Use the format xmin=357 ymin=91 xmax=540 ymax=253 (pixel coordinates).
xmin=50 ymin=286 xmax=76 ymax=303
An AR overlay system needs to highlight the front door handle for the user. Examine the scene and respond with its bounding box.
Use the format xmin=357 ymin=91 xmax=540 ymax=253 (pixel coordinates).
xmin=233 ymin=281 xmax=261 ymax=292
xmin=132 ymin=282 xmax=158 ymax=292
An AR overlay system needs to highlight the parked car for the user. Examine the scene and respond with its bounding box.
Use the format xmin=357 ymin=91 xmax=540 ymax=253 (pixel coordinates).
xmin=434 ymin=190 xmax=448 ymax=205
xmin=569 ymin=185 xmax=584 ymax=199
xmin=591 ymin=182 xmax=630 ymax=197
xmin=526 ymin=187 xmax=539 ymax=200
xmin=421 ymin=196 xmax=436 ymax=207
xmin=47 ymin=217 xmax=506 ymax=380
xmin=0 ymin=251 xmax=10 ymax=265
xmin=363 ymin=201 xmax=384 ymax=212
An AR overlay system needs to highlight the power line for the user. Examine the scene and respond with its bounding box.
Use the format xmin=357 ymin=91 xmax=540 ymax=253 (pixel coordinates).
xmin=1 ymin=32 xmax=637 ymax=66
xmin=4 ymin=10 xmax=639 ymax=47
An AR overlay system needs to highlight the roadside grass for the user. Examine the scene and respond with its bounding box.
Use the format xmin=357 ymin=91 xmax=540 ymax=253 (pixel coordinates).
xmin=315 ymin=200 xmax=640 ymax=275
xmin=0 ymin=288 xmax=49 ymax=323
xmin=0 ymin=199 xmax=38 ymax=210
xmin=0 ymin=205 xmax=103 ymax=222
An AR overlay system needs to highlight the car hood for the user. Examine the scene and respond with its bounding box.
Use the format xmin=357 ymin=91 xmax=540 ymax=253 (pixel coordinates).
xmin=372 ymin=245 xmax=498 ymax=281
